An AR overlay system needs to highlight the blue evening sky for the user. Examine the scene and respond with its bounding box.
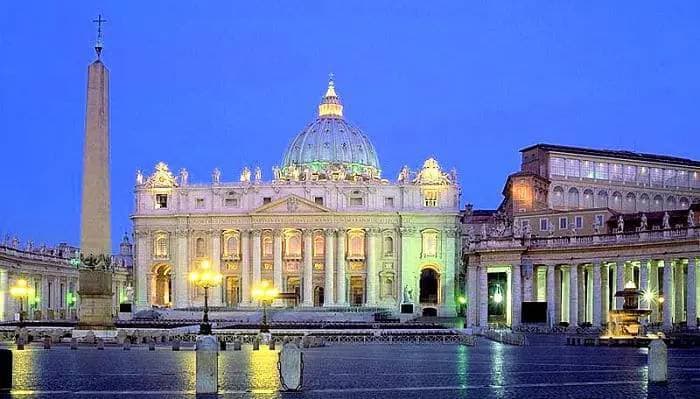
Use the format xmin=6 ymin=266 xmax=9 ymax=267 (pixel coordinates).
xmin=1 ymin=1 xmax=698 ymax=251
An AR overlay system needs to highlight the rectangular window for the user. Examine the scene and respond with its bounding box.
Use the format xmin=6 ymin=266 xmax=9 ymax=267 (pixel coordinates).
xmin=262 ymin=197 xmax=272 ymax=205
xmin=595 ymin=214 xmax=604 ymax=227
xmin=550 ymin=157 xmax=566 ymax=176
xmin=423 ymin=190 xmax=438 ymax=207
xmin=195 ymin=198 xmax=205 ymax=209
xmin=581 ymin=161 xmax=595 ymax=178
xmin=676 ymin=171 xmax=689 ymax=187
xmin=610 ymin=164 xmax=623 ymax=181
xmin=559 ymin=217 xmax=567 ymax=229
xmin=693 ymin=171 xmax=700 ymax=189
xmin=349 ymin=197 xmax=364 ymax=206
xmin=663 ymin=169 xmax=677 ymax=186
xmin=539 ymin=218 xmax=548 ymax=231
xmin=575 ymin=216 xmax=583 ymax=229
xmin=224 ymin=198 xmax=238 ymax=207
xmin=595 ymin=162 xmax=609 ymax=180
xmin=314 ymin=196 xmax=324 ymax=205
xmin=384 ymin=197 xmax=395 ymax=208
xmin=565 ymin=159 xmax=580 ymax=177
xmin=637 ymin=166 xmax=650 ymax=184
xmin=155 ymin=194 xmax=168 ymax=209
xmin=623 ymin=165 xmax=636 ymax=182
xmin=650 ymin=168 xmax=663 ymax=185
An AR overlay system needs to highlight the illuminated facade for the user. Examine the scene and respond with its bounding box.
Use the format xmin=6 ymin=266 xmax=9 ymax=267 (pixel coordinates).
xmin=463 ymin=144 xmax=700 ymax=331
xmin=0 ymin=235 xmax=132 ymax=322
xmin=132 ymin=79 xmax=461 ymax=316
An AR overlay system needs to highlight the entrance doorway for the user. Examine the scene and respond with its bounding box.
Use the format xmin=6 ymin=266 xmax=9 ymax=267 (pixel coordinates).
xmin=152 ymin=264 xmax=172 ymax=307
xmin=419 ymin=268 xmax=439 ymax=304
xmin=314 ymin=286 xmax=324 ymax=307
xmin=225 ymin=276 xmax=240 ymax=307
xmin=350 ymin=276 xmax=365 ymax=305
xmin=488 ymin=272 xmax=508 ymax=324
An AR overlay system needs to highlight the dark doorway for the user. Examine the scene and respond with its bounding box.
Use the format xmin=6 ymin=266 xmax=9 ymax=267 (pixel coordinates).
xmin=488 ymin=272 xmax=508 ymax=323
xmin=419 ymin=268 xmax=439 ymax=304
xmin=422 ymin=307 xmax=437 ymax=317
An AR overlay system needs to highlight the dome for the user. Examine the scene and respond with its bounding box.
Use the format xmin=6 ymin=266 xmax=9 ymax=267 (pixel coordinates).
xmin=278 ymin=77 xmax=381 ymax=181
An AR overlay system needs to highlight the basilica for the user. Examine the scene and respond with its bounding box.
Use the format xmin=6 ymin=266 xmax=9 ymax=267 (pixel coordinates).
xmin=132 ymin=79 xmax=461 ymax=316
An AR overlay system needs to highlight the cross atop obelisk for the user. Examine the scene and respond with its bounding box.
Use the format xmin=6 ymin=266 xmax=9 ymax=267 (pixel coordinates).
xmin=92 ymin=14 xmax=107 ymax=59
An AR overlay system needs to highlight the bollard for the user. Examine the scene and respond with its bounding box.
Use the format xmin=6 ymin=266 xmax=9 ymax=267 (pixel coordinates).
xmin=0 ymin=349 xmax=11 ymax=392
xmin=70 ymin=337 xmax=78 ymax=350
xmin=649 ymin=339 xmax=668 ymax=383
xmin=172 ymin=339 xmax=181 ymax=351
xmin=43 ymin=336 xmax=51 ymax=350
xmin=97 ymin=338 xmax=105 ymax=350
xmin=233 ymin=339 xmax=241 ymax=351
xmin=123 ymin=339 xmax=131 ymax=351
xmin=16 ymin=336 xmax=25 ymax=351
xmin=253 ymin=337 xmax=260 ymax=351
xmin=195 ymin=335 xmax=219 ymax=394
xmin=279 ymin=342 xmax=303 ymax=391
xmin=149 ymin=338 xmax=156 ymax=351
xmin=269 ymin=339 xmax=275 ymax=350
xmin=220 ymin=340 xmax=227 ymax=351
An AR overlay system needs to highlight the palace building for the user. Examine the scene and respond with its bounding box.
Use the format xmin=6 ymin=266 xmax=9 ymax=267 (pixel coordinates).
xmin=132 ymin=78 xmax=461 ymax=316
xmin=463 ymin=144 xmax=700 ymax=330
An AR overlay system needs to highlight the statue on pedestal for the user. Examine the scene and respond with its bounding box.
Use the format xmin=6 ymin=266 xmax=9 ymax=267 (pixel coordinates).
xmin=662 ymin=212 xmax=671 ymax=229
xmin=402 ymin=285 xmax=414 ymax=303
xmin=688 ymin=209 xmax=695 ymax=227
xmin=640 ymin=213 xmax=648 ymax=231
xmin=617 ymin=216 xmax=624 ymax=233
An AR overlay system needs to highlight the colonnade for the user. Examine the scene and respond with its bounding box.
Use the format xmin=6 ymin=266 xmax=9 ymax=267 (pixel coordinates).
xmin=467 ymin=254 xmax=700 ymax=330
xmin=0 ymin=267 xmax=79 ymax=321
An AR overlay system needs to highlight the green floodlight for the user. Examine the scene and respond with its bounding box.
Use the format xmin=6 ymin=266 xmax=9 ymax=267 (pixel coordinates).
xmin=457 ymin=296 xmax=467 ymax=305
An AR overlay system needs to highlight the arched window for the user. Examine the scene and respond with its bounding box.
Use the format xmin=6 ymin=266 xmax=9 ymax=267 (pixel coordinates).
xmin=596 ymin=190 xmax=608 ymax=208
xmin=624 ymin=192 xmax=636 ymax=212
xmin=666 ymin=196 xmax=677 ymax=210
xmin=611 ymin=191 xmax=622 ymax=210
xmin=285 ymin=232 xmax=301 ymax=257
xmin=582 ymin=189 xmax=594 ymax=208
xmin=313 ymin=234 xmax=324 ymax=257
xmin=639 ymin=194 xmax=650 ymax=212
xmin=195 ymin=237 xmax=205 ymax=258
xmin=680 ymin=197 xmax=690 ymax=209
xmin=262 ymin=236 xmax=273 ymax=257
xmin=154 ymin=233 xmax=169 ymax=258
xmin=348 ymin=232 xmax=364 ymax=258
xmin=421 ymin=230 xmax=439 ymax=258
xmin=225 ymin=235 xmax=239 ymax=257
xmin=552 ymin=186 xmax=564 ymax=207
xmin=383 ymin=236 xmax=394 ymax=256
xmin=567 ymin=187 xmax=580 ymax=209
xmin=652 ymin=195 xmax=664 ymax=211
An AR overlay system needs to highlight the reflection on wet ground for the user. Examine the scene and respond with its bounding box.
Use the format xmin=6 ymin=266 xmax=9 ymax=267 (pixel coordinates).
xmin=4 ymin=335 xmax=700 ymax=398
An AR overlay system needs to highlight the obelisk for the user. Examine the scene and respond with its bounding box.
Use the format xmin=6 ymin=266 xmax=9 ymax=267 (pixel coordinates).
xmin=80 ymin=15 xmax=111 ymax=258
xmin=76 ymin=15 xmax=115 ymax=334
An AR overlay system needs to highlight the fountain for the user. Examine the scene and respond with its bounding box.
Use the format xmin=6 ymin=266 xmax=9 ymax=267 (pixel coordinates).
xmin=601 ymin=282 xmax=654 ymax=345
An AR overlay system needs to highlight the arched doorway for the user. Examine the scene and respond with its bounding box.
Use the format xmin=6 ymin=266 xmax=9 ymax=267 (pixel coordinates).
xmin=314 ymin=286 xmax=324 ymax=307
xmin=152 ymin=264 xmax=172 ymax=307
xmin=419 ymin=268 xmax=439 ymax=304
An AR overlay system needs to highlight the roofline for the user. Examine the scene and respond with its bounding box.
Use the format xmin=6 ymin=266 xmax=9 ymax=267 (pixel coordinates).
xmin=520 ymin=143 xmax=700 ymax=168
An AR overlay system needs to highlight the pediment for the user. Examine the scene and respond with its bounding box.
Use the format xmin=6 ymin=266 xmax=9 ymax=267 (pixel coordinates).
xmin=252 ymin=195 xmax=332 ymax=214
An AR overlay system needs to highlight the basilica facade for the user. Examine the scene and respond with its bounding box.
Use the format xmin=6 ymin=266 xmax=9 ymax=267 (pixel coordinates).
xmin=132 ymin=79 xmax=461 ymax=316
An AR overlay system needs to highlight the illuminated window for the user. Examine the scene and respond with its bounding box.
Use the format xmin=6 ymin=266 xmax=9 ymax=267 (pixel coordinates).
xmin=650 ymin=168 xmax=663 ymax=185
xmin=677 ymin=171 xmax=689 ymax=187
xmin=680 ymin=197 xmax=690 ymax=209
xmin=424 ymin=189 xmax=438 ymax=207
xmin=154 ymin=234 xmax=169 ymax=258
xmin=552 ymin=186 xmax=564 ymax=207
xmin=623 ymin=165 xmax=636 ymax=182
xmin=637 ymin=167 xmax=650 ymax=184
xmin=285 ymin=232 xmax=301 ymax=258
xmin=225 ymin=235 xmax=239 ymax=257
xmin=195 ymin=238 xmax=205 ymax=258
xmin=565 ymin=159 xmax=580 ymax=177
xmin=611 ymin=192 xmax=622 ymax=210
xmin=262 ymin=236 xmax=273 ymax=257
xmin=195 ymin=198 xmax=205 ymax=209
xmin=155 ymin=194 xmax=168 ymax=209
xmin=550 ymin=157 xmax=566 ymax=176
xmin=595 ymin=162 xmax=609 ymax=180
xmin=348 ymin=232 xmax=364 ymax=258
xmin=581 ymin=161 xmax=595 ymax=178
xmin=664 ymin=169 xmax=677 ymax=186
xmin=313 ymin=235 xmax=324 ymax=257
xmin=568 ymin=188 xmax=579 ymax=208
xmin=383 ymin=236 xmax=393 ymax=256
xmin=610 ymin=164 xmax=623 ymax=181
xmin=693 ymin=172 xmax=700 ymax=189
xmin=421 ymin=230 xmax=439 ymax=257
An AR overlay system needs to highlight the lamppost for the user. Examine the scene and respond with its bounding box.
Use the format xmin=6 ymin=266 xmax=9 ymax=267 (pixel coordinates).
xmin=252 ymin=280 xmax=279 ymax=333
xmin=10 ymin=279 xmax=34 ymax=328
xmin=189 ymin=260 xmax=222 ymax=335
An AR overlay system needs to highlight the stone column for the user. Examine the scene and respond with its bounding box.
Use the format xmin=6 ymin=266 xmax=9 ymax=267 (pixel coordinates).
xmin=365 ymin=229 xmax=378 ymax=306
xmin=240 ymin=230 xmax=251 ymax=305
xmin=273 ymin=230 xmax=283 ymax=292
xmin=41 ymin=275 xmax=49 ymax=315
xmin=302 ymin=229 xmax=313 ymax=307
xmin=511 ymin=264 xmax=522 ymax=327
xmin=639 ymin=259 xmax=650 ymax=310
xmin=336 ymin=229 xmax=347 ymax=306
xmin=601 ymin=262 xmax=609 ymax=325
xmin=615 ymin=261 xmax=625 ymax=309
xmin=592 ymin=261 xmax=602 ymax=327
xmin=479 ymin=265 xmax=488 ymax=328
xmin=674 ymin=261 xmax=685 ymax=323
xmin=323 ymin=229 xmax=335 ymax=306
xmin=173 ymin=230 xmax=188 ymax=308
xmin=578 ymin=266 xmax=586 ymax=323
xmin=466 ymin=264 xmax=478 ymax=327
xmin=522 ymin=263 xmax=533 ymax=302
xmin=554 ymin=265 xmax=562 ymax=323
xmin=0 ymin=269 xmax=7 ymax=321
xmin=650 ymin=260 xmax=660 ymax=322
xmin=569 ymin=265 xmax=578 ymax=326
xmin=687 ymin=257 xmax=697 ymax=329
xmin=547 ymin=264 xmax=556 ymax=327
xmin=252 ymin=230 xmax=262 ymax=287
xmin=137 ymin=230 xmax=152 ymax=309
xmin=663 ymin=258 xmax=673 ymax=329
xmin=210 ymin=230 xmax=222 ymax=307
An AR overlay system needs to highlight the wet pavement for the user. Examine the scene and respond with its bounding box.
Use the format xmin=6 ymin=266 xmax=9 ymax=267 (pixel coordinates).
xmin=3 ymin=335 xmax=700 ymax=398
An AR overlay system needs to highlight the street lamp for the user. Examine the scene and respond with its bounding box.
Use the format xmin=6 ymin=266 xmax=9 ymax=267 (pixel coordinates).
xmin=252 ymin=280 xmax=279 ymax=333
xmin=189 ymin=260 xmax=222 ymax=335
xmin=10 ymin=279 xmax=34 ymax=327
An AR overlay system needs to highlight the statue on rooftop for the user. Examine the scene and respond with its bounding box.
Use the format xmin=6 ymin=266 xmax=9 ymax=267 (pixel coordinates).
xmin=254 ymin=166 xmax=262 ymax=182
xmin=179 ymin=168 xmax=189 ymax=186
xmin=397 ymin=165 xmax=410 ymax=183
xmin=662 ymin=212 xmax=671 ymax=229
xmin=240 ymin=167 xmax=251 ymax=183
xmin=136 ymin=169 xmax=144 ymax=185
xmin=213 ymin=167 xmax=222 ymax=184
